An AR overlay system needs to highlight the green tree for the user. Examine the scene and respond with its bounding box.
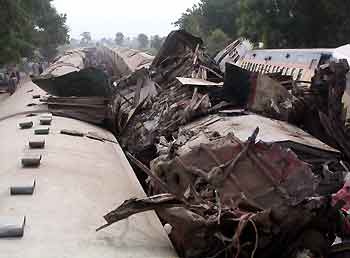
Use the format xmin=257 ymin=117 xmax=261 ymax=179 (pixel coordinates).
xmin=176 ymin=0 xmax=350 ymax=49
xmin=206 ymin=29 xmax=230 ymax=55
xmin=175 ymin=0 xmax=239 ymax=39
xmin=200 ymin=0 xmax=239 ymax=38
xmin=33 ymin=5 xmax=69 ymax=60
xmin=238 ymin=0 xmax=350 ymax=48
xmin=0 ymin=0 xmax=69 ymax=64
xmin=0 ymin=0 xmax=33 ymax=64
xmin=174 ymin=4 xmax=205 ymax=38
xmin=115 ymin=32 xmax=124 ymax=46
xmin=137 ymin=33 xmax=149 ymax=49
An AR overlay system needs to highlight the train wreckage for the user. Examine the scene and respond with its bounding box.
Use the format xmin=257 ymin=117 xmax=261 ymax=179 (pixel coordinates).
xmin=3 ymin=30 xmax=350 ymax=258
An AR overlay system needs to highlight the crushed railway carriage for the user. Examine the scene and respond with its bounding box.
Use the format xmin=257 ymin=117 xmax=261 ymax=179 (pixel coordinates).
xmin=0 ymin=53 xmax=177 ymax=258
xmin=215 ymin=39 xmax=350 ymax=118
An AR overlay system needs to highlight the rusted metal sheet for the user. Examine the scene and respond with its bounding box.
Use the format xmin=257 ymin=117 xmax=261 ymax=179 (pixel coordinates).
xmin=153 ymin=132 xmax=318 ymax=208
xmin=216 ymin=39 xmax=350 ymax=121
xmin=33 ymin=48 xmax=111 ymax=98
xmin=34 ymin=67 xmax=111 ymax=97
xmin=110 ymin=30 xmax=222 ymax=152
xmin=96 ymin=31 xmax=350 ymax=258
xmin=248 ymin=73 xmax=293 ymax=116
xmin=31 ymin=48 xmax=114 ymax=125
xmin=114 ymin=48 xmax=154 ymax=72
xmin=42 ymin=49 xmax=86 ymax=77
xmin=103 ymin=131 xmax=343 ymax=258
xmin=46 ymin=96 xmax=109 ymax=125
xmin=179 ymin=113 xmax=340 ymax=154
xmin=151 ymin=30 xmax=203 ymax=70
xmin=98 ymin=46 xmax=154 ymax=80
xmin=25 ymin=30 xmax=350 ymax=258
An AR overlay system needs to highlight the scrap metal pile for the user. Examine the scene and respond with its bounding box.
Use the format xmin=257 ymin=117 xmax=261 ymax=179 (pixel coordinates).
xmin=33 ymin=30 xmax=350 ymax=258
xmin=98 ymin=31 xmax=350 ymax=258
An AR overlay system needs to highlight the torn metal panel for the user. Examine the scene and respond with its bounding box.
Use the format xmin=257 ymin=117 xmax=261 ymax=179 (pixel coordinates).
xmin=176 ymin=113 xmax=344 ymax=196
xmin=33 ymin=48 xmax=113 ymax=107
xmin=34 ymin=67 xmax=111 ymax=97
xmin=34 ymin=49 xmax=112 ymax=124
xmin=210 ymin=59 xmax=350 ymax=157
xmin=113 ymin=48 xmax=154 ymax=73
xmin=217 ymin=62 xmax=254 ymax=106
xmin=176 ymin=77 xmax=223 ymax=88
xmin=97 ymin=194 xmax=182 ymax=231
xmin=151 ymin=30 xmax=203 ymax=69
xmin=32 ymin=48 xmax=113 ymax=125
xmin=113 ymin=30 xmax=222 ymax=155
xmin=111 ymin=69 xmax=158 ymax=134
xmin=114 ymin=68 xmax=158 ymax=107
xmin=179 ymin=113 xmax=339 ymax=154
xmin=217 ymin=63 xmax=293 ymax=119
xmin=45 ymin=96 xmax=109 ymax=125
xmin=102 ymin=133 xmax=341 ymax=258
xmin=249 ymin=73 xmax=293 ymax=117
xmin=150 ymin=30 xmax=220 ymax=85
xmin=42 ymin=49 xmax=86 ymax=77
xmin=83 ymin=33 xmax=350 ymax=258
xmin=214 ymin=38 xmax=253 ymax=73
xmin=217 ymin=38 xmax=350 ymax=122
xmin=152 ymin=133 xmax=318 ymax=208
xmin=98 ymin=47 xmax=154 ymax=81
xmin=99 ymin=31 xmax=350 ymax=258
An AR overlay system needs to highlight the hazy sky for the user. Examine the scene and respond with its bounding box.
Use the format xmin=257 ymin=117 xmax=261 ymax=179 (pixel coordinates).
xmin=52 ymin=0 xmax=199 ymax=40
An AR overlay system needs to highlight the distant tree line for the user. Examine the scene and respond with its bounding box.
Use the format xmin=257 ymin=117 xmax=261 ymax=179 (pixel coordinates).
xmin=71 ymin=32 xmax=165 ymax=55
xmin=175 ymin=0 xmax=350 ymax=54
xmin=0 ymin=0 xmax=69 ymax=65
xmin=114 ymin=32 xmax=165 ymax=52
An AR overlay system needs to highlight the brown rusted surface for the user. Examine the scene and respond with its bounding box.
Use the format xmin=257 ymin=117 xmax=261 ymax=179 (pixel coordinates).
xmin=152 ymin=133 xmax=317 ymax=209
xmin=17 ymin=29 xmax=350 ymax=258
xmin=98 ymin=31 xmax=350 ymax=258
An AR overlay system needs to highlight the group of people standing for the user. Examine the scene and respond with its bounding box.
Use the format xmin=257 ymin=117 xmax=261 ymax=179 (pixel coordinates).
xmin=4 ymin=70 xmax=21 ymax=94
xmin=1 ymin=61 xmax=48 ymax=95
xmin=31 ymin=62 xmax=45 ymax=76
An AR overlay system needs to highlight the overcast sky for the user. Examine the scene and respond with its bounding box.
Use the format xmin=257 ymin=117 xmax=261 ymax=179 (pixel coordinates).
xmin=52 ymin=0 xmax=199 ymax=40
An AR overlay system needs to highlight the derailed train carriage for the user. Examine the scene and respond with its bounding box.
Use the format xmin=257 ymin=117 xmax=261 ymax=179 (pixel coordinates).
xmin=86 ymin=32 xmax=350 ymax=258
xmin=2 ymin=30 xmax=350 ymax=258
xmin=0 ymin=48 xmax=177 ymax=258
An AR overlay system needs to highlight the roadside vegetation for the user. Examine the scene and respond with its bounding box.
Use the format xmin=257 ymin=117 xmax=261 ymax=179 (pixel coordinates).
xmin=0 ymin=0 xmax=69 ymax=65
xmin=175 ymin=0 xmax=350 ymax=55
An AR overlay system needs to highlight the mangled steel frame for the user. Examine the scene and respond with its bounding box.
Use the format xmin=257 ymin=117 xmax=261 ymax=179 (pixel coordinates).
xmin=32 ymin=48 xmax=113 ymax=125
xmin=109 ymin=30 xmax=223 ymax=155
xmin=31 ymin=45 xmax=154 ymax=127
xmin=30 ymin=29 xmax=350 ymax=258
xmin=101 ymin=130 xmax=346 ymax=258
xmin=215 ymin=39 xmax=350 ymax=123
xmin=97 ymin=31 xmax=350 ymax=258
